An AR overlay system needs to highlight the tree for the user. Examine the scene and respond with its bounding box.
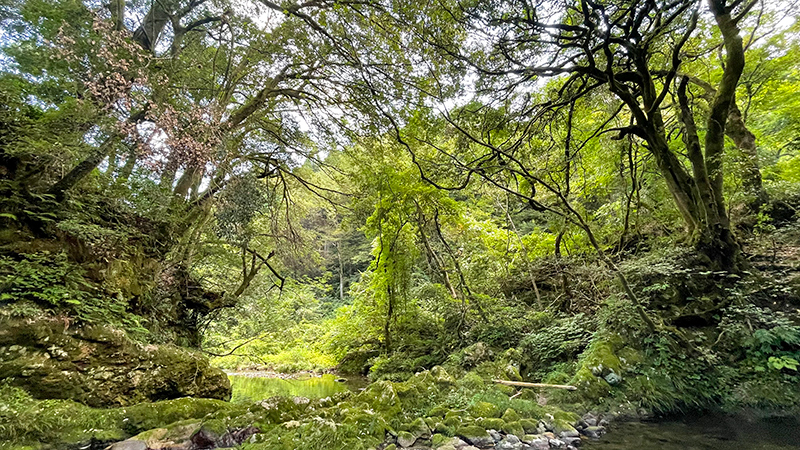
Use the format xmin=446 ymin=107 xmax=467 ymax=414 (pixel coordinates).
xmin=382 ymin=0 xmax=765 ymax=271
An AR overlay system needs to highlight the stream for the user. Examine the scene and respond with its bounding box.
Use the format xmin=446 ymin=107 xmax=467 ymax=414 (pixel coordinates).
xmin=227 ymin=372 xmax=367 ymax=403
xmin=584 ymin=414 xmax=800 ymax=449
xmin=227 ymin=374 xmax=799 ymax=449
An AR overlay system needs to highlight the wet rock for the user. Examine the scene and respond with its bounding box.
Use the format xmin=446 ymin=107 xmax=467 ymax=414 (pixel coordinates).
xmin=559 ymin=429 xmax=580 ymax=439
xmin=528 ymin=437 xmax=550 ymax=450
xmin=107 ymin=440 xmax=147 ymax=450
xmin=496 ymin=439 xmax=523 ymax=450
xmin=563 ymin=436 xmax=582 ymax=447
xmin=581 ymin=426 xmax=605 ymax=439
xmin=549 ymin=438 xmax=566 ymax=448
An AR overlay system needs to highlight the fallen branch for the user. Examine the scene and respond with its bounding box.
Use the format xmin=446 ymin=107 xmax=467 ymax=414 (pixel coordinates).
xmin=492 ymin=379 xmax=577 ymax=391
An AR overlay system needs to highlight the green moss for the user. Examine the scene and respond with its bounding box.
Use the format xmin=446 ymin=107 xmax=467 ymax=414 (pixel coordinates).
xmin=431 ymin=433 xmax=448 ymax=447
xmin=475 ymin=417 xmax=505 ymax=430
xmin=455 ymin=425 xmax=491 ymax=441
xmin=519 ymin=418 xmax=538 ymax=434
xmin=433 ymin=422 xmax=455 ymax=436
xmin=570 ymin=366 xmax=611 ymax=401
xmin=582 ymin=338 xmax=623 ymax=378
xmin=551 ymin=410 xmax=581 ymax=434
xmin=467 ymin=401 xmax=500 ymax=418
xmin=501 ymin=408 xmax=521 ymax=422
xmin=384 ymin=445 xmax=397 ymax=450
xmin=430 ymin=366 xmax=456 ymax=386
xmin=502 ymin=420 xmax=525 ymax=437
xmin=397 ymin=430 xmax=416 ymax=447
xmin=122 ymin=397 xmax=231 ymax=434
xmin=427 ymin=405 xmax=449 ymax=418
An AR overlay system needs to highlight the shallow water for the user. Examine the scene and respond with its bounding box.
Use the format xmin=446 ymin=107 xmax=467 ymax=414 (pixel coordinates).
xmin=228 ymin=373 xmax=367 ymax=403
xmin=584 ymin=415 xmax=800 ymax=449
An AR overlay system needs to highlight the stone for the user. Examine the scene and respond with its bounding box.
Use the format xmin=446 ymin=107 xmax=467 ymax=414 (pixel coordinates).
xmin=496 ymin=438 xmax=524 ymax=450
xmin=456 ymin=426 xmax=494 ymax=448
xmin=528 ymin=438 xmax=550 ymax=450
xmin=581 ymin=426 xmax=605 ymax=439
xmin=501 ymin=408 xmax=522 ymax=423
xmin=398 ymin=431 xmax=417 ymax=447
xmin=108 ymin=440 xmax=148 ymax=450
xmin=0 ymin=318 xmax=230 ymax=407
xmin=604 ymin=372 xmax=622 ymax=385
xmin=549 ymin=438 xmax=566 ymax=448
xmin=559 ymin=429 xmax=580 ymax=439
xmin=519 ymin=419 xmax=538 ymax=435
xmin=468 ymin=401 xmax=501 ymax=418
xmin=563 ymin=436 xmax=582 ymax=447
xmin=409 ymin=417 xmax=433 ymax=439
xmin=488 ymin=429 xmax=503 ymax=442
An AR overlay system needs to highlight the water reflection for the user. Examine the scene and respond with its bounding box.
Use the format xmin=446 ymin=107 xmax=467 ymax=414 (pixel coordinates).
xmin=584 ymin=415 xmax=800 ymax=450
xmin=228 ymin=374 xmax=366 ymax=403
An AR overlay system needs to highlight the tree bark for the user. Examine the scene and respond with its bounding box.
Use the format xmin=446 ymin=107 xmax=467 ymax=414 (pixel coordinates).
xmin=47 ymin=135 xmax=119 ymax=201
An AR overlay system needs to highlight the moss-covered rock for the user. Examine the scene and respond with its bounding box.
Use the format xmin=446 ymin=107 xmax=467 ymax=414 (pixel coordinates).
xmin=501 ymin=408 xmax=521 ymax=422
xmin=468 ymin=401 xmax=501 ymax=418
xmin=475 ymin=417 xmax=506 ymax=430
xmin=519 ymin=418 xmax=538 ymax=434
xmin=455 ymin=425 xmax=494 ymax=448
xmin=570 ymin=366 xmax=612 ymax=402
xmin=502 ymin=420 xmax=525 ymax=437
xmin=0 ymin=317 xmax=230 ymax=407
xmin=397 ymin=430 xmax=416 ymax=447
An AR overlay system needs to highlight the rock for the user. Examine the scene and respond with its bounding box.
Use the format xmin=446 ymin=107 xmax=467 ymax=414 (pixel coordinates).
xmin=563 ymin=436 xmax=582 ymax=447
xmin=456 ymin=426 xmax=494 ymax=448
xmin=430 ymin=366 xmax=456 ymax=386
xmin=582 ymin=414 xmax=598 ymax=427
xmin=468 ymin=401 xmax=501 ymax=418
xmin=477 ymin=418 xmax=506 ymax=431
xmin=559 ymin=429 xmax=580 ymax=439
xmin=108 ymin=440 xmax=148 ymax=450
xmin=409 ymin=417 xmax=432 ymax=440
xmin=502 ymin=421 xmax=525 ymax=437
xmin=603 ymin=372 xmax=622 ymax=385
xmin=549 ymin=438 xmax=566 ymax=448
xmin=488 ymin=429 xmax=503 ymax=442
xmin=0 ymin=317 xmax=230 ymax=407
xmin=581 ymin=426 xmax=606 ymax=439
xmin=398 ymin=431 xmax=417 ymax=447
xmin=519 ymin=419 xmax=538 ymax=435
xmin=496 ymin=438 xmax=524 ymax=450
xmin=528 ymin=438 xmax=550 ymax=450
xmin=501 ymin=408 xmax=522 ymax=423
xmin=505 ymin=435 xmax=521 ymax=445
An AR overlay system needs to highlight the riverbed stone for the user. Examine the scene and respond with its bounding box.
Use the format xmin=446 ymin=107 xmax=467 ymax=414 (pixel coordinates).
xmin=108 ymin=440 xmax=148 ymax=450
xmin=456 ymin=425 xmax=494 ymax=448
xmin=581 ymin=426 xmax=605 ymax=439
xmin=528 ymin=437 xmax=550 ymax=450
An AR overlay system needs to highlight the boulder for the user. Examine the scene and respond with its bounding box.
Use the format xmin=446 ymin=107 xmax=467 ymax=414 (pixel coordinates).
xmin=456 ymin=425 xmax=494 ymax=448
xmin=0 ymin=317 xmax=230 ymax=407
